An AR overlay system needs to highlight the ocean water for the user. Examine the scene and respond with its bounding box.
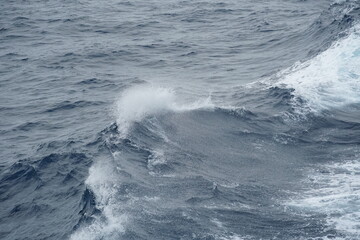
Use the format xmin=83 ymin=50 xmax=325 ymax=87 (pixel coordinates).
xmin=1 ymin=0 xmax=360 ymax=239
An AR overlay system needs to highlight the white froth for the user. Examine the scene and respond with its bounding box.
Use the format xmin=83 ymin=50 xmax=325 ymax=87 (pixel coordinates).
xmin=114 ymin=85 xmax=214 ymax=137
xmin=287 ymin=160 xmax=360 ymax=238
xmin=278 ymin=24 xmax=360 ymax=112
xmin=147 ymin=149 xmax=167 ymax=175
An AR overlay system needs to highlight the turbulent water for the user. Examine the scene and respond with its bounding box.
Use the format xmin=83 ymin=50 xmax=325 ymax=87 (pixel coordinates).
xmin=1 ymin=0 xmax=360 ymax=239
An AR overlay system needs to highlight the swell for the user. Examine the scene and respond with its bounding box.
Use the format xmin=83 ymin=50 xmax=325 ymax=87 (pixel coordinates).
xmin=69 ymin=5 xmax=360 ymax=236
xmin=75 ymin=95 xmax=360 ymax=239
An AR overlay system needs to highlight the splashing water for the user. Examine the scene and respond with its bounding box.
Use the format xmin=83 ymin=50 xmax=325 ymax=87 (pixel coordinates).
xmin=114 ymin=85 xmax=214 ymax=137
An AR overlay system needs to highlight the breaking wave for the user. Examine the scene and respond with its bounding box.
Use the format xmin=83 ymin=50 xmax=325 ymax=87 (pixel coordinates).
xmin=277 ymin=24 xmax=360 ymax=112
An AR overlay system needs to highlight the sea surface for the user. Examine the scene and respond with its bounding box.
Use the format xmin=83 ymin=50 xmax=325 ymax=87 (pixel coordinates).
xmin=1 ymin=0 xmax=360 ymax=239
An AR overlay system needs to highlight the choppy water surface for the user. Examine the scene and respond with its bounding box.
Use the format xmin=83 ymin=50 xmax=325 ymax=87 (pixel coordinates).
xmin=1 ymin=0 xmax=360 ymax=239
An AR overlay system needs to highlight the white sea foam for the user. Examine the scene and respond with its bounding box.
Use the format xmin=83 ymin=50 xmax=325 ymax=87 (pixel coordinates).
xmin=70 ymin=158 xmax=128 ymax=240
xmin=287 ymin=160 xmax=360 ymax=238
xmin=114 ymin=85 xmax=214 ymax=137
xmin=277 ymin=24 xmax=360 ymax=112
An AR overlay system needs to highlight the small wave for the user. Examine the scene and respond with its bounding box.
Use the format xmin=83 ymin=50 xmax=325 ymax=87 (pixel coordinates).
xmin=45 ymin=100 xmax=104 ymax=113
xmin=277 ymin=24 xmax=360 ymax=112
xmin=114 ymin=85 xmax=214 ymax=137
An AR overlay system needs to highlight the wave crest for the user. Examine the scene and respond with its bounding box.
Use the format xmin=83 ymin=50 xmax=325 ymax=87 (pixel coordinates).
xmin=114 ymin=85 xmax=214 ymax=136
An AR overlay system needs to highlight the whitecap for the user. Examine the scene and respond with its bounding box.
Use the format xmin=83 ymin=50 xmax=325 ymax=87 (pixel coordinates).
xmin=277 ymin=24 xmax=360 ymax=112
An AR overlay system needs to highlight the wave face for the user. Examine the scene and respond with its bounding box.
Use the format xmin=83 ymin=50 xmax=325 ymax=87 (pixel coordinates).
xmin=1 ymin=0 xmax=360 ymax=240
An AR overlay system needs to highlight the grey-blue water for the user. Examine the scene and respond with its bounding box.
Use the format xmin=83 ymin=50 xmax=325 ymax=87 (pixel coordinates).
xmin=1 ymin=0 xmax=360 ymax=239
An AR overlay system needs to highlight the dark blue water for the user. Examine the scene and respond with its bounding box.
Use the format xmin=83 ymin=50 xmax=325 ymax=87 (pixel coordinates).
xmin=1 ymin=0 xmax=360 ymax=239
